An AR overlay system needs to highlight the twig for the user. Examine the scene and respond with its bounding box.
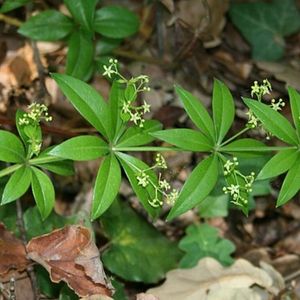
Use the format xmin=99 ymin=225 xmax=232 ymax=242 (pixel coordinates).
xmin=16 ymin=200 xmax=40 ymax=300
xmin=0 ymin=14 xmax=22 ymax=27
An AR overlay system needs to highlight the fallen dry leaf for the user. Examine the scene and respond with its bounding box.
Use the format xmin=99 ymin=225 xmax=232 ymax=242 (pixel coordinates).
xmin=0 ymin=223 xmax=30 ymax=276
xmin=136 ymin=293 xmax=159 ymax=300
xmin=26 ymin=225 xmax=113 ymax=297
xmin=147 ymin=257 xmax=284 ymax=300
xmin=256 ymin=61 xmax=300 ymax=90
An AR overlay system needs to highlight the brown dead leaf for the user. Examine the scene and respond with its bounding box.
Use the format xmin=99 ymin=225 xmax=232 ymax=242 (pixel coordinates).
xmin=147 ymin=257 xmax=284 ymax=300
xmin=256 ymin=61 xmax=300 ymax=90
xmin=160 ymin=0 xmax=175 ymax=12
xmin=26 ymin=225 xmax=113 ymax=298
xmin=136 ymin=293 xmax=159 ymax=300
xmin=0 ymin=223 xmax=30 ymax=276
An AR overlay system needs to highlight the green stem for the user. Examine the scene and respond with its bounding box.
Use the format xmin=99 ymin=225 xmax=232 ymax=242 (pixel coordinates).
xmin=0 ymin=164 xmax=22 ymax=178
xmin=28 ymin=156 xmax=64 ymax=165
xmin=220 ymin=127 xmax=250 ymax=147
xmin=113 ymin=146 xmax=186 ymax=152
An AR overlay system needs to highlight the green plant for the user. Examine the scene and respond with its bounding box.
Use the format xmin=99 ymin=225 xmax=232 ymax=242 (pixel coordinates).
xmin=3 ymin=0 xmax=139 ymax=80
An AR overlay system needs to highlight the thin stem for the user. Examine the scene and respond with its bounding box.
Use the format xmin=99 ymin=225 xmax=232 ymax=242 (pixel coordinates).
xmin=220 ymin=127 xmax=250 ymax=147
xmin=0 ymin=164 xmax=22 ymax=178
xmin=0 ymin=14 xmax=22 ymax=27
xmin=113 ymin=146 xmax=187 ymax=152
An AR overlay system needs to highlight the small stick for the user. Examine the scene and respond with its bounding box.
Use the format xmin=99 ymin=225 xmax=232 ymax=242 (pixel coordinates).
xmin=0 ymin=14 xmax=22 ymax=27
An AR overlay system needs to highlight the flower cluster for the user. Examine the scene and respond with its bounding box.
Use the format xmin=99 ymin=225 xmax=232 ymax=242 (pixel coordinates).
xmin=18 ymin=102 xmax=52 ymax=126
xmin=222 ymin=157 xmax=255 ymax=208
xmin=251 ymin=79 xmax=272 ymax=101
xmin=102 ymin=59 xmax=151 ymax=128
xmin=135 ymin=153 xmax=179 ymax=208
xmin=270 ymin=98 xmax=285 ymax=111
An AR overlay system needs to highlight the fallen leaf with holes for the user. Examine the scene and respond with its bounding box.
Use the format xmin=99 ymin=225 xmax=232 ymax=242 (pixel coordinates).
xmin=0 ymin=223 xmax=30 ymax=276
xmin=147 ymin=257 xmax=284 ymax=300
xmin=26 ymin=225 xmax=113 ymax=298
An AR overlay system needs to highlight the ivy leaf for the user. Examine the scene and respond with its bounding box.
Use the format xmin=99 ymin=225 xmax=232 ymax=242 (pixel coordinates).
xmin=229 ymin=0 xmax=300 ymax=61
xmin=18 ymin=10 xmax=74 ymax=41
xmin=94 ymin=6 xmax=139 ymax=39
xmin=101 ymin=199 xmax=182 ymax=283
xmin=179 ymin=224 xmax=235 ymax=268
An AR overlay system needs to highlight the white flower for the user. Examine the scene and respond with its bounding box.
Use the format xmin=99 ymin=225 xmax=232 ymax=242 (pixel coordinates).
xmin=142 ymin=101 xmax=151 ymax=113
xmin=159 ymin=179 xmax=170 ymax=191
xmin=130 ymin=112 xmax=141 ymax=124
xmin=102 ymin=65 xmax=115 ymax=78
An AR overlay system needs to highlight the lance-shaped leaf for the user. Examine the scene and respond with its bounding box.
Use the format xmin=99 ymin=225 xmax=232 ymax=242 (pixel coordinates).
xmin=51 ymin=73 xmax=111 ymax=138
xmin=50 ymin=136 xmax=109 ymax=161
xmin=221 ymin=138 xmax=269 ymax=157
xmin=2 ymin=166 xmax=31 ymax=204
xmin=212 ymin=79 xmax=235 ymax=144
xmin=94 ymin=6 xmax=139 ymax=38
xmin=26 ymin=225 xmax=113 ymax=298
xmin=179 ymin=224 xmax=235 ymax=268
xmin=277 ymin=154 xmax=300 ymax=207
xmin=0 ymin=0 xmax=30 ymax=13
xmin=18 ymin=10 xmax=74 ymax=41
xmin=92 ymin=154 xmax=121 ymax=220
xmin=152 ymin=129 xmax=212 ymax=152
xmin=66 ymin=29 xmax=94 ymax=80
xmin=288 ymin=86 xmax=300 ymax=137
xmin=101 ymin=200 xmax=182 ymax=283
xmin=175 ymin=85 xmax=215 ymax=141
xmin=167 ymin=155 xmax=219 ymax=220
xmin=257 ymin=149 xmax=298 ymax=180
xmin=31 ymin=167 xmax=55 ymax=220
xmin=0 ymin=130 xmax=25 ymax=163
xmin=116 ymin=152 xmax=160 ymax=219
xmin=0 ymin=223 xmax=30 ymax=276
xmin=117 ymin=120 xmax=162 ymax=147
xmin=64 ymin=0 xmax=98 ymax=32
xmin=244 ymin=98 xmax=298 ymax=145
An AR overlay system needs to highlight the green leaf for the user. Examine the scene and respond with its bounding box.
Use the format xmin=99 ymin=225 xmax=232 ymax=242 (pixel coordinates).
xmin=229 ymin=0 xmax=300 ymax=61
xmin=0 ymin=203 xmax=17 ymax=234
xmin=212 ymin=79 xmax=235 ymax=144
xmin=288 ymin=86 xmax=300 ymax=137
xmin=64 ymin=0 xmax=98 ymax=32
xmin=24 ymin=206 xmax=77 ymax=240
xmin=167 ymin=155 xmax=219 ymax=220
xmin=244 ymin=98 xmax=298 ymax=145
xmin=152 ymin=129 xmax=212 ymax=152
xmin=175 ymin=85 xmax=215 ymax=141
xmin=31 ymin=167 xmax=55 ymax=220
xmin=111 ymin=279 xmax=127 ymax=300
xmin=18 ymin=10 xmax=74 ymax=41
xmin=49 ymin=135 xmax=108 ymax=161
xmin=257 ymin=149 xmax=298 ymax=180
xmin=95 ymin=37 xmax=122 ymax=56
xmin=179 ymin=224 xmax=235 ymax=268
xmin=92 ymin=154 xmax=121 ymax=219
xmin=66 ymin=29 xmax=94 ymax=80
xmin=221 ymin=138 xmax=269 ymax=157
xmin=51 ymin=73 xmax=110 ymax=138
xmin=0 ymin=130 xmax=25 ymax=163
xmin=277 ymin=154 xmax=300 ymax=207
xmin=59 ymin=285 xmax=78 ymax=300
xmin=198 ymin=194 xmax=228 ymax=218
xmin=0 ymin=0 xmax=30 ymax=13
xmin=117 ymin=120 xmax=162 ymax=147
xmin=2 ymin=166 xmax=31 ymax=204
xmin=94 ymin=6 xmax=139 ymax=38
xmin=101 ymin=199 xmax=182 ymax=283
xmin=116 ymin=152 xmax=160 ymax=218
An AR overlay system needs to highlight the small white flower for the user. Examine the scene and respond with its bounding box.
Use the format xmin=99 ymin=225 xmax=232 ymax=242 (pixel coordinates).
xmin=102 ymin=65 xmax=115 ymax=78
xmin=130 ymin=112 xmax=141 ymax=124
xmin=142 ymin=101 xmax=151 ymax=113
xmin=159 ymin=179 xmax=170 ymax=191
